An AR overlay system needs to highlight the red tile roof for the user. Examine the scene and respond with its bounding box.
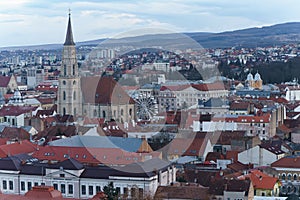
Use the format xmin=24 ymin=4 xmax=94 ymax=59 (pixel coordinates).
xmin=239 ymin=169 xmax=279 ymax=190
xmin=192 ymin=82 xmax=225 ymax=91
xmin=160 ymin=85 xmax=191 ymax=91
xmin=96 ymin=76 xmax=135 ymax=104
xmin=0 ymin=105 xmax=38 ymax=116
xmin=229 ymin=101 xmax=250 ymax=111
xmin=0 ymin=140 xmax=36 ymax=158
xmin=1 ymin=127 xmax=30 ymax=140
xmin=80 ymin=76 xmax=100 ymax=104
xmin=0 ymin=185 xmax=77 ymax=199
xmin=271 ymin=156 xmax=300 ymax=168
xmin=32 ymin=145 xmax=161 ymax=165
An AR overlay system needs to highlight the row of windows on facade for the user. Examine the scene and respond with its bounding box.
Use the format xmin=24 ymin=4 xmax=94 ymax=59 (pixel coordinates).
xmin=2 ymin=180 xmax=144 ymax=198
xmin=91 ymin=109 xmax=133 ymax=118
xmin=280 ymin=173 xmax=300 ymax=181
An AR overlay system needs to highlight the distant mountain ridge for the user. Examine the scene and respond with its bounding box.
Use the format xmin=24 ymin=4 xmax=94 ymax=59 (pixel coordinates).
xmin=1 ymin=22 xmax=300 ymax=50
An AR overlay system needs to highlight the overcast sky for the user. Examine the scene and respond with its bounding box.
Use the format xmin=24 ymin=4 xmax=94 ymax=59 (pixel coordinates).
xmin=1 ymin=0 xmax=300 ymax=47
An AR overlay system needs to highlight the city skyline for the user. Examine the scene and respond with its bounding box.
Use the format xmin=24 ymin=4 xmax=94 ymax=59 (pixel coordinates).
xmin=1 ymin=0 xmax=300 ymax=47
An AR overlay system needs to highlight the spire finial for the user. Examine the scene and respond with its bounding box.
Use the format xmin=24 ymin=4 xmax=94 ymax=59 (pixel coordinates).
xmin=68 ymin=8 xmax=71 ymax=16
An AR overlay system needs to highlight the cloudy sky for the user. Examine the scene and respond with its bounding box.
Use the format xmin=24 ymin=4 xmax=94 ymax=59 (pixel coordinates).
xmin=0 ymin=0 xmax=300 ymax=47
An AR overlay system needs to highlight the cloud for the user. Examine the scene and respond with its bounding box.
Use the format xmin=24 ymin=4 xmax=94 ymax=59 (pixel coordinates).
xmin=1 ymin=0 xmax=300 ymax=47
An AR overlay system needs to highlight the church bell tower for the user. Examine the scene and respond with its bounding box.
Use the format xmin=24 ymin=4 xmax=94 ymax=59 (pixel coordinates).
xmin=58 ymin=12 xmax=82 ymax=117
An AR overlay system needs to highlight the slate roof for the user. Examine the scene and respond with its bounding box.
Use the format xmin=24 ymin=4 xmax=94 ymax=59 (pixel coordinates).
xmin=0 ymin=156 xmax=22 ymax=171
xmin=201 ymin=97 xmax=228 ymax=107
xmin=119 ymin=157 xmax=170 ymax=175
xmin=48 ymin=135 xmax=144 ymax=152
xmin=64 ymin=14 xmax=75 ymax=45
xmin=53 ymin=158 xmax=84 ymax=170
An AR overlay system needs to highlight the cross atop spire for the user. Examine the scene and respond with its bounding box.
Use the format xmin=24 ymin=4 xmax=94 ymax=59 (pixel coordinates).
xmin=64 ymin=10 xmax=75 ymax=46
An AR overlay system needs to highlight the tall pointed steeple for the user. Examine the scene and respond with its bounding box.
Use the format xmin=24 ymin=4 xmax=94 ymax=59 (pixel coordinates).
xmin=64 ymin=11 xmax=75 ymax=46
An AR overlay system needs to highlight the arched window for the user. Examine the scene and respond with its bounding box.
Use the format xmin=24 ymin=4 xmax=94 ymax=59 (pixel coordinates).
xmin=288 ymin=173 xmax=292 ymax=180
xmin=129 ymin=108 xmax=132 ymax=116
xmin=63 ymin=91 xmax=66 ymax=100
xmin=121 ymin=109 xmax=124 ymax=116
xmin=113 ymin=110 xmax=116 ymax=117
xmin=64 ymin=65 xmax=67 ymax=76
xmin=282 ymin=173 xmax=286 ymax=180
xmin=73 ymin=64 xmax=75 ymax=76
xmin=294 ymin=174 xmax=298 ymax=181
xmin=63 ymin=80 xmax=66 ymax=85
xmin=73 ymin=91 xmax=76 ymax=100
xmin=63 ymin=107 xmax=66 ymax=115
xmin=102 ymin=111 xmax=106 ymax=118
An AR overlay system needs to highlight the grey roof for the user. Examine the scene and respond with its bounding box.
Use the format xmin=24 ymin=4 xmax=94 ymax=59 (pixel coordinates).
xmin=119 ymin=158 xmax=171 ymax=174
xmin=64 ymin=14 xmax=75 ymax=45
xmin=48 ymin=135 xmax=143 ymax=152
xmin=55 ymin=158 xmax=84 ymax=170
xmin=81 ymin=158 xmax=171 ymax=179
xmin=0 ymin=156 xmax=22 ymax=171
xmin=200 ymin=98 xmax=228 ymax=107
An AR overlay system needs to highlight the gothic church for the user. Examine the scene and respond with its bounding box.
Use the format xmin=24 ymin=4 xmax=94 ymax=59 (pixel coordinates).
xmin=58 ymin=14 xmax=135 ymax=123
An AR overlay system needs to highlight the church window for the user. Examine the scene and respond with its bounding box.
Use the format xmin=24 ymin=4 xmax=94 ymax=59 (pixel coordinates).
xmin=102 ymin=111 xmax=106 ymax=118
xmin=129 ymin=108 xmax=132 ymax=116
xmin=74 ymin=108 xmax=76 ymax=116
xmin=63 ymin=91 xmax=66 ymax=100
xmin=63 ymin=107 xmax=66 ymax=115
xmin=73 ymin=91 xmax=76 ymax=100
xmin=64 ymin=65 xmax=67 ymax=76
xmin=121 ymin=109 xmax=124 ymax=116
xmin=114 ymin=110 xmax=116 ymax=117
xmin=94 ymin=110 xmax=97 ymax=117
xmin=73 ymin=80 xmax=76 ymax=85
xmin=63 ymin=80 xmax=66 ymax=85
xmin=73 ymin=64 xmax=75 ymax=76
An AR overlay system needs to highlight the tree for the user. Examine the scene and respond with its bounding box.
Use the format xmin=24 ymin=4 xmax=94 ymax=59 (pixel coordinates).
xmin=103 ymin=182 xmax=119 ymax=200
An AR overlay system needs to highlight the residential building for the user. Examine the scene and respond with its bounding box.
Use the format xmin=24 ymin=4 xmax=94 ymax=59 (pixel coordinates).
xmin=238 ymin=144 xmax=286 ymax=168
xmin=271 ymin=156 xmax=300 ymax=196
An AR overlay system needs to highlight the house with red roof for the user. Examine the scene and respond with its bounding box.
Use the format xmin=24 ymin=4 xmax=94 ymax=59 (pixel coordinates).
xmin=0 ymin=75 xmax=18 ymax=95
xmin=238 ymin=169 xmax=281 ymax=197
xmin=0 ymin=105 xmax=39 ymax=127
xmin=0 ymin=140 xmax=36 ymax=158
xmin=271 ymin=156 xmax=300 ymax=196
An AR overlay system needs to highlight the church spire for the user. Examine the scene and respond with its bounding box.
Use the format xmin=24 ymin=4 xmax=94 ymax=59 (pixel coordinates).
xmin=64 ymin=10 xmax=75 ymax=46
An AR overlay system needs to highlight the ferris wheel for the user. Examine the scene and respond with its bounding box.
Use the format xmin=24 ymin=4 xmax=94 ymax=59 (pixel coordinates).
xmin=134 ymin=93 xmax=158 ymax=121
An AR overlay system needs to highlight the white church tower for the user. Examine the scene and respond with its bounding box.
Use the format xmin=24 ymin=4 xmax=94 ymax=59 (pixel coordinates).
xmin=58 ymin=12 xmax=82 ymax=116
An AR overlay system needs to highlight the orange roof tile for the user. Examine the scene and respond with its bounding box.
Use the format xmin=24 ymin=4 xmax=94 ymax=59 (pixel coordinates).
xmin=240 ymin=170 xmax=279 ymax=190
